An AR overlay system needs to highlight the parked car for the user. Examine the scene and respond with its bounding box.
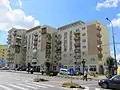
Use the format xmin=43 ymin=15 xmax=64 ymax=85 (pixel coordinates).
xmin=59 ymin=68 xmax=70 ymax=75
xmin=0 ymin=67 xmax=9 ymax=70
xmin=98 ymin=75 xmax=120 ymax=89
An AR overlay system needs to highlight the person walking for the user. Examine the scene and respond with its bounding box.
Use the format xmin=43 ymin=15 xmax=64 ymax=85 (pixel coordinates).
xmin=83 ymin=70 xmax=88 ymax=81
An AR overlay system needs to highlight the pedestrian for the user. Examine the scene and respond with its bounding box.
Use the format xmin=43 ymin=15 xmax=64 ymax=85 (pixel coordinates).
xmin=83 ymin=70 xmax=88 ymax=81
xmin=41 ymin=70 xmax=44 ymax=75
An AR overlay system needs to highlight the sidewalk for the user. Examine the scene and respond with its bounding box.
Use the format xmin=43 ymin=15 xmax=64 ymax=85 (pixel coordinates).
xmin=6 ymin=70 xmax=106 ymax=81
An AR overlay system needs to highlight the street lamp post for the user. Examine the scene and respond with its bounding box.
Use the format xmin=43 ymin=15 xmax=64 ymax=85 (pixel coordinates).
xmin=82 ymin=59 xmax=86 ymax=76
xmin=106 ymin=17 xmax=117 ymax=75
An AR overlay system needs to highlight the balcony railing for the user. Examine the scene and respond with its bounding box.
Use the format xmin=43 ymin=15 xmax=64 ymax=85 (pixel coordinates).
xmin=41 ymin=27 xmax=47 ymax=34
xmin=97 ymin=39 xmax=102 ymax=44
xmin=74 ymin=32 xmax=80 ymax=36
xmin=74 ymin=49 xmax=81 ymax=53
xmin=97 ymin=33 xmax=102 ymax=38
xmin=74 ymin=37 xmax=80 ymax=41
xmin=97 ymin=26 xmax=101 ymax=31
xmin=74 ymin=43 xmax=80 ymax=47
xmin=97 ymin=46 xmax=103 ymax=51
xmin=98 ymin=53 xmax=103 ymax=58
xmin=46 ymin=45 xmax=51 ymax=49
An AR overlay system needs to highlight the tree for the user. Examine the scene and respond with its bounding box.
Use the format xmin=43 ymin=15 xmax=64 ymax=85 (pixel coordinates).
xmin=106 ymin=56 xmax=115 ymax=78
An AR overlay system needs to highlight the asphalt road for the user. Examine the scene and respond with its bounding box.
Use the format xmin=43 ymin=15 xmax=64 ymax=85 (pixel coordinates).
xmin=0 ymin=70 xmax=112 ymax=90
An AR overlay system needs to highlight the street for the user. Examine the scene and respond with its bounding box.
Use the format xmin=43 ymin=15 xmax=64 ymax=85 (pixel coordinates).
xmin=0 ymin=70 xmax=112 ymax=90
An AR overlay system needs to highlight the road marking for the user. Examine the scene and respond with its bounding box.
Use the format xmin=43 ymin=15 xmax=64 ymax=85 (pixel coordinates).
xmin=85 ymin=83 xmax=98 ymax=86
xmin=8 ymin=84 xmax=29 ymax=90
xmin=82 ymin=85 xmax=90 ymax=90
xmin=0 ymin=85 xmax=13 ymax=90
xmin=18 ymin=83 xmax=38 ymax=89
xmin=95 ymin=88 xmax=101 ymax=90
xmin=27 ymin=83 xmax=47 ymax=88
xmin=33 ymin=82 xmax=55 ymax=87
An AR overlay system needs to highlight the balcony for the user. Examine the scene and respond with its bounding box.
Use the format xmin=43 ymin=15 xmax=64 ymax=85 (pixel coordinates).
xmin=58 ymin=41 xmax=62 ymax=44
xmin=97 ymin=46 xmax=103 ymax=51
xmin=74 ymin=43 xmax=80 ymax=47
xmin=46 ymin=45 xmax=51 ymax=49
xmin=41 ymin=27 xmax=47 ymax=34
xmin=74 ymin=32 xmax=80 ymax=36
xmin=97 ymin=33 xmax=102 ymax=38
xmin=14 ymin=42 xmax=21 ymax=46
xmin=16 ymin=36 xmax=22 ymax=40
xmin=74 ymin=49 xmax=81 ymax=53
xmin=97 ymin=26 xmax=101 ymax=31
xmin=46 ymin=50 xmax=51 ymax=54
xmin=46 ymin=42 xmax=51 ymax=44
xmin=97 ymin=39 xmax=102 ymax=44
xmin=34 ymin=38 xmax=38 ymax=41
xmin=74 ymin=37 xmax=80 ymax=41
xmin=98 ymin=53 xmax=103 ymax=58
xmin=34 ymin=34 xmax=38 ymax=37
xmin=74 ymin=55 xmax=81 ymax=59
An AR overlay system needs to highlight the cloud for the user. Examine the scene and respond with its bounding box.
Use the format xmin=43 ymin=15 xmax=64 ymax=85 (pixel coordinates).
xmin=18 ymin=0 xmax=22 ymax=8
xmin=117 ymin=13 xmax=120 ymax=17
xmin=96 ymin=0 xmax=120 ymax=10
xmin=0 ymin=0 xmax=40 ymax=30
xmin=109 ymin=17 xmax=120 ymax=28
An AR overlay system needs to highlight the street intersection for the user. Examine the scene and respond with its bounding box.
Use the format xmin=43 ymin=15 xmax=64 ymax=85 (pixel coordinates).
xmin=0 ymin=71 xmax=112 ymax=90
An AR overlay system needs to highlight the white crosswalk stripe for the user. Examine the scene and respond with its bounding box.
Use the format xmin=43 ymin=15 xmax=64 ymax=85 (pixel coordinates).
xmin=0 ymin=82 xmax=55 ymax=90
xmin=17 ymin=83 xmax=38 ymax=89
xmin=0 ymin=85 xmax=13 ymax=90
xmin=8 ymin=84 xmax=29 ymax=90
xmin=26 ymin=82 xmax=48 ymax=88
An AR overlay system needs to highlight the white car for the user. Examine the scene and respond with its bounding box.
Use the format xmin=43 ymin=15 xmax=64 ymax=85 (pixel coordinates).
xmin=59 ymin=68 xmax=70 ymax=75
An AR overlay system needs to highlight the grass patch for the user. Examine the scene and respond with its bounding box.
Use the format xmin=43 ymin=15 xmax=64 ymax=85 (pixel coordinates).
xmin=33 ymin=78 xmax=48 ymax=82
xmin=61 ymin=82 xmax=81 ymax=88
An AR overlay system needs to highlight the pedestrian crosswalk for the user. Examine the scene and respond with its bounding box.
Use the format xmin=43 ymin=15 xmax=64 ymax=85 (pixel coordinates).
xmin=83 ymin=85 xmax=111 ymax=90
xmin=0 ymin=82 xmax=70 ymax=90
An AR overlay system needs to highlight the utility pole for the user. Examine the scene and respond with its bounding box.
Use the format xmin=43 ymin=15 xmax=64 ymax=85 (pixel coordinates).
xmin=106 ymin=17 xmax=117 ymax=75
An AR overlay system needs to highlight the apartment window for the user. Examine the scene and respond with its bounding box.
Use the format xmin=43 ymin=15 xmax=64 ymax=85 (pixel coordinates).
xmin=82 ymin=46 xmax=86 ymax=48
xmin=82 ymin=39 xmax=86 ymax=42
xmin=82 ymin=26 xmax=85 ymax=30
xmin=89 ymin=66 xmax=96 ymax=71
xmin=76 ymin=29 xmax=79 ymax=32
xmin=69 ymin=31 xmax=72 ymax=50
xmin=82 ymin=52 xmax=85 ymax=56
xmin=64 ymin=32 xmax=67 ymax=52
xmin=90 ymin=58 xmax=95 ymax=62
xmin=82 ymin=33 xmax=86 ymax=36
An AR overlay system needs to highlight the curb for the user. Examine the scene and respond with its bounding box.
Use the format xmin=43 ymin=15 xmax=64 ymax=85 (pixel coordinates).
xmin=9 ymin=70 xmax=102 ymax=81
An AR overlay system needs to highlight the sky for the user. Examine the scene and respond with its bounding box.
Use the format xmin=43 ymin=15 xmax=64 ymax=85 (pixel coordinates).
xmin=0 ymin=0 xmax=120 ymax=60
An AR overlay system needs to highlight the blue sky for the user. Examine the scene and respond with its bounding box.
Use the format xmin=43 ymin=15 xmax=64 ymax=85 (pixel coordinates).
xmin=0 ymin=0 xmax=120 ymax=59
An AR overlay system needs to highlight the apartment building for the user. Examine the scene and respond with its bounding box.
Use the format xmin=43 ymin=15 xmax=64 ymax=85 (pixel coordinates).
xmin=0 ymin=45 xmax=7 ymax=67
xmin=7 ymin=28 xmax=26 ymax=68
xmin=26 ymin=25 xmax=56 ymax=70
xmin=6 ymin=20 xmax=109 ymax=73
xmin=57 ymin=21 xmax=110 ymax=74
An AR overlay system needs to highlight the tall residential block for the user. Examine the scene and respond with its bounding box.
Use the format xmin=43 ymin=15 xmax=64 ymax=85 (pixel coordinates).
xmin=7 ymin=28 xmax=26 ymax=68
xmin=26 ymin=25 xmax=56 ymax=70
xmin=57 ymin=21 xmax=110 ymax=74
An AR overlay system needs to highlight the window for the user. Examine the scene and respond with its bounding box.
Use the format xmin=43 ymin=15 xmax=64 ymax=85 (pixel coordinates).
xmin=82 ymin=39 xmax=86 ymax=42
xmin=82 ymin=26 xmax=85 ymax=30
xmin=82 ymin=52 xmax=85 ymax=55
xmin=89 ymin=66 xmax=96 ymax=71
xmin=82 ymin=33 xmax=86 ymax=36
xmin=82 ymin=46 xmax=86 ymax=48
xmin=90 ymin=58 xmax=95 ymax=62
xmin=76 ymin=29 xmax=79 ymax=32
